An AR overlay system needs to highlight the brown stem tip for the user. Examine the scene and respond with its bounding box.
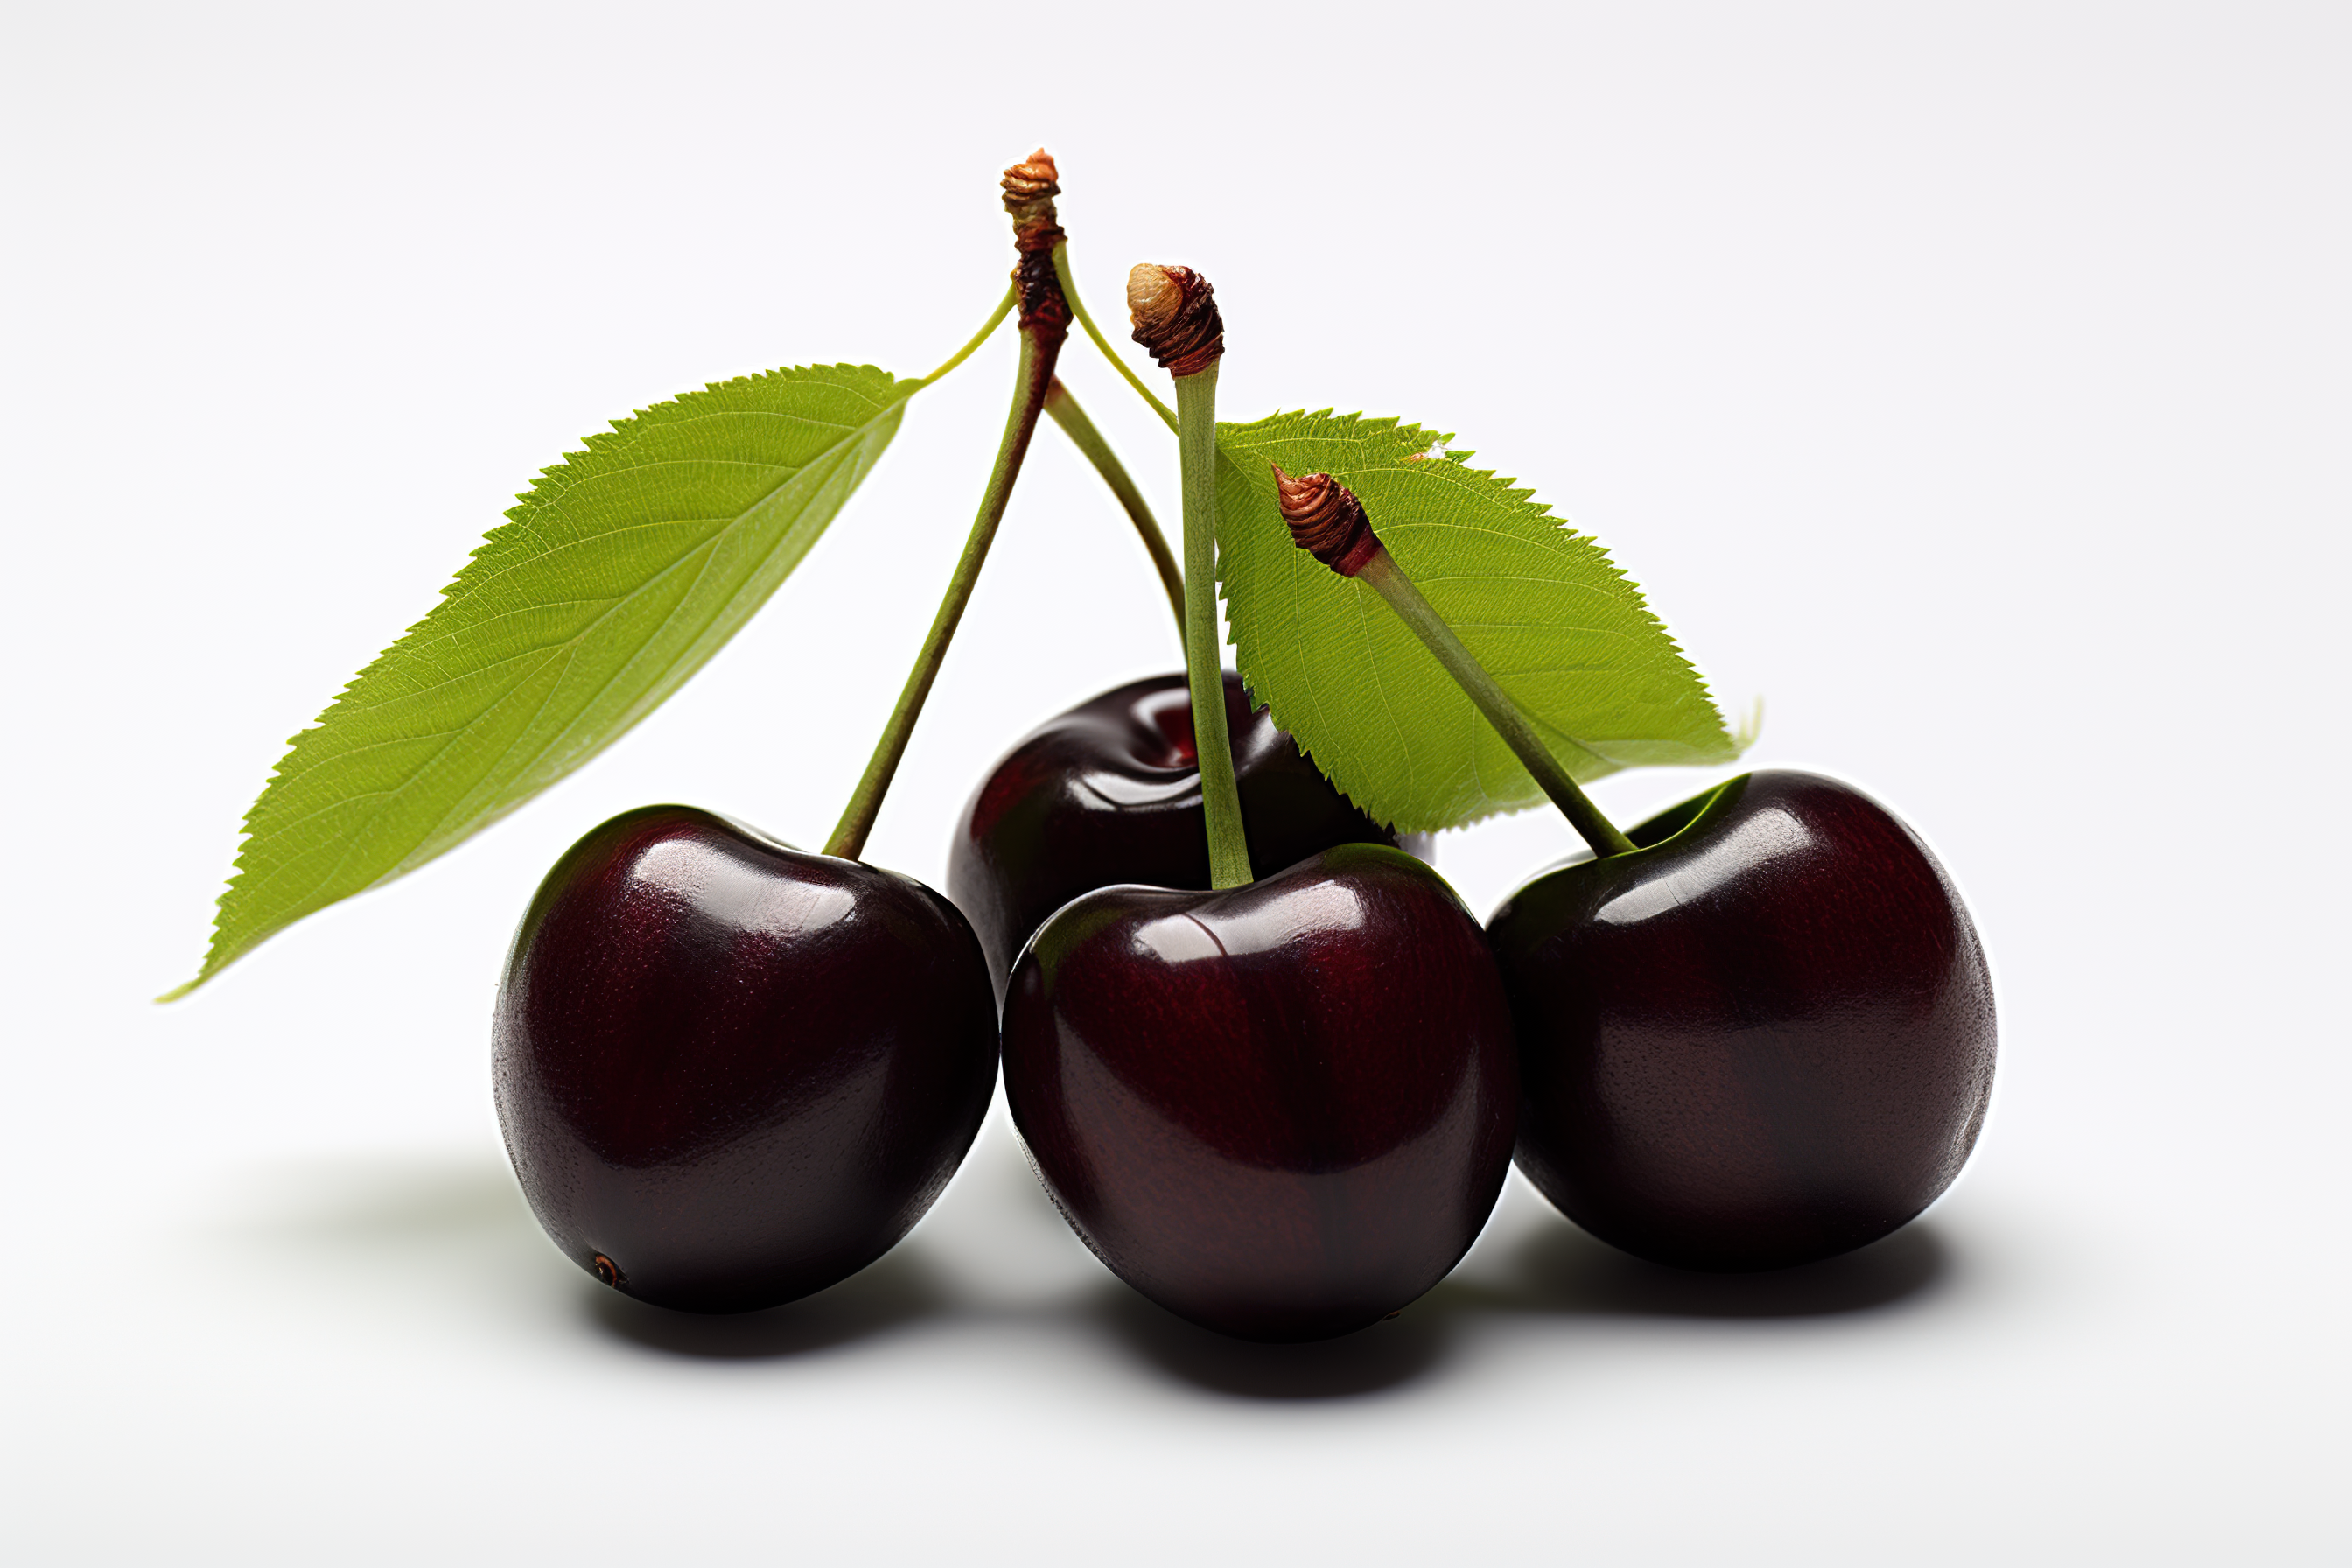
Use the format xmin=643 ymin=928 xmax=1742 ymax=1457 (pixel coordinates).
xmin=1271 ymin=466 xmax=1381 ymax=577
xmin=1127 ymin=263 xmax=1224 ymax=378
xmin=1001 ymin=149 xmax=1070 ymax=339
xmin=1001 ymin=149 xmax=1060 ymax=228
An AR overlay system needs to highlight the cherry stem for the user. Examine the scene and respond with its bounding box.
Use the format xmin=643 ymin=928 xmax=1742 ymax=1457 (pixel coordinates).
xmin=824 ymin=323 xmax=1063 ymax=861
xmin=1054 ymin=245 xmax=1179 ymax=430
xmin=1356 ymin=545 xmax=1638 ymax=859
xmin=1175 ymin=365 xmax=1254 ymax=889
xmin=1043 ymin=378 xmax=1185 ymax=636
xmin=918 ymin=284 xmax=1018 ymax=387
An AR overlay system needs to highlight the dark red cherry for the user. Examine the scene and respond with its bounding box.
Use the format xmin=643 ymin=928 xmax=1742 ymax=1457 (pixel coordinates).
xmin=1488 ymin=770 xmax=1996 ymax=1271
xmin=949 ymin=672 xmax=1421 ymax=1001
xmin=493 ymin=805 xmax=998 ymax=1312
xmin=1002 ymin=844 xmax=1516 ymax=1342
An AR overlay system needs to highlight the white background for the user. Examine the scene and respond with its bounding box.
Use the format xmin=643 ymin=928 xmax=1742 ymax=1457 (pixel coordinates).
xmin=4 ymin=3 xmax=2346 ymax=1562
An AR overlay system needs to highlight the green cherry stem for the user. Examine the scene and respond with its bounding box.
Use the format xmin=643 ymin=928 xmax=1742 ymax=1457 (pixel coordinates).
xmin=918 ymin=284 xmax=1017 ymax=387
xmin=1054 ymin=244 xmax=1179 ymax=430
xmin=823 ymin=325 xmax=1061 ymax=861
xmin=1357 ymin=548 xmax=1635 ymax=858
xmin=1043 ymin=377 xmax=1186 ymax=634
xmin=1173 ymin=364 xmax=1252 ymax=888
xmin=823 ymin=150 xmax=1073 ymax=861
xmin=1272 ymin=466 xmax=1637 ymax=862
xmin=1128 ymin=260 xmax=1248 ymax=888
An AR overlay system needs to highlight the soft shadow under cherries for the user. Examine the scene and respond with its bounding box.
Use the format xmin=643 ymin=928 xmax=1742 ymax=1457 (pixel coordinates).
xmin=576 ymin=1206 xmax=1948 ymax=1387
xmin=229 ymin=1149 xmax=1948 ymax=1384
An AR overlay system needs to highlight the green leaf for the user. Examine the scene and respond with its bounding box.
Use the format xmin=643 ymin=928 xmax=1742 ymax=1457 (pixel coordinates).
xmin=169 ymin=362 xmax=919 ymax=998
xmin=1216 ymin=410 xmax=1742 ymax=834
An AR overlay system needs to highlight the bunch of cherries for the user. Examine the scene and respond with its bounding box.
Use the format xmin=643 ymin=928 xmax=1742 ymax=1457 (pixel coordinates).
xmin=493 ymin=155 xmax=1995 ymax=1341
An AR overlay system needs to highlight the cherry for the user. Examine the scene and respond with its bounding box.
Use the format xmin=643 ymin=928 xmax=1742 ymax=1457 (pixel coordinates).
xmin=1256 ymin=468 xmax=1998 ymax=1276
xmin=1488 ymin=769 xmax=1997 ymax=1271
xmin=949 ymin=671 xmax=1418 ymax=1000
xmin=1001 ymin=842 xmax=1517 ymax=1342
xmin=494 ymin=805 xmax=998 ymax=1312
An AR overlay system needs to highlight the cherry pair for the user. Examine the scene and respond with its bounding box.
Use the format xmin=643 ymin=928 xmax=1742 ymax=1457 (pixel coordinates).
xmin=491 ymin=672 xmax=1424 ymax=1322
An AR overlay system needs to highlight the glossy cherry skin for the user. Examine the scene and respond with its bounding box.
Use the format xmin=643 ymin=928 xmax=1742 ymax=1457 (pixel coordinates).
xmin=1488 ymin=769 xmax=1996 ymax=1272
xmin=1003 ymin=844 xmax=1517 ymax=1342
xmin=493 ymin=806 xmax=998 ymax=1312
xmin=949 ymin=672 xmax=1419 ymax=1002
